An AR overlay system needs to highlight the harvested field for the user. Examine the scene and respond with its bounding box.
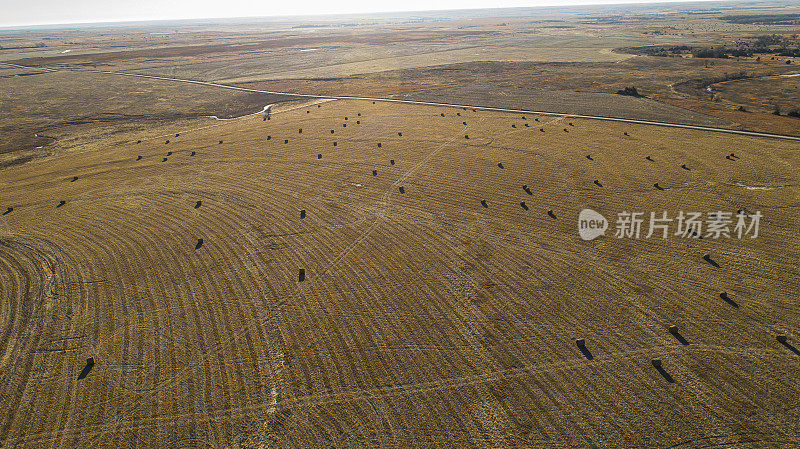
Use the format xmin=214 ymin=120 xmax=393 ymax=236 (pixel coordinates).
xmin=1 ymin=99 xmax=799 ymax=447
xmin=398 ymin=85 xmax=731 ymax=126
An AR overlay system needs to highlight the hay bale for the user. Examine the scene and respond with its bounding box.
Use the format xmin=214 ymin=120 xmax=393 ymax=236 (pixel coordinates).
xmin=175 ymin=133 xmax=180 ymax=137
xmin=317 ymin=154 xmax=322 ymax=159
xmin=71 ymin=176 xmax=78 ymax=182
xmin=162 ymin=157 xmax=168 ymax=162
xmin=535 ymin=118 xmax=539 ymax=122
xmin=390 ymin=160 xmax=395 ymax=165
xmin=594 ymin=180 xmax=602 ymax=187
xmin=646 ymin=156 xmax=653 ymax=162
xmin=481 ymin=200 xmax=488 ymax=208
xmin=524 ymin=123 xmax=529 ymax=127
xmin=497 ymin=163 xmax=504 ymax=169
xmin=298 ymin=269 xmax=306 ymax=282
xmin=333 ymin=142 xmax=337 ymax=147
xmin=195 ymin=238 xmax=204 ymax=249
xmin=299 ymin=128 xmax=302 ymax=133
xmin=165 ymin=140 xmax=170 ymax=144
xmin=344 ymin=117 xmax=348 ymax=120
xmin=342 ymin=124 xmax=346 ymax=127
xmin=540 ymin=128 xmax=545 ymax=132
xmin=358 ymin=113 xmax=361 ymax=116
xmin=136 ymin=140 xmax=142 ymax=144
xmin=512 ymin=124 xmax=516 ymax=128
xmin=398 ymin=132 xmax=402 ymax=136
xmin=398 ymin=186 xmax=405 ymax=194
xmin=457 ymin=113 xmax=461 ymax=116
xmin=330 ymin=130 xmax=335 ymax=134
xmin=300 ymin=210 xmax=306 ymax=219
xmin=356 ymin=121 xmax=360 ymax=124
xmin=520 ymin=201 xmax=528 ymax=210
xmin=318 ymin=104 xmax=321 ymax=107
xmin=522 ymin=116 xmax=526 ymax=120
xmin=569 ymin=123 xmax=573 ymax=126
xmin=219 ymin=140 xmax=223 ymax=144
xmin=373 ymin=170 xmax=377 ymax=176
xmin=136 ymin=155 xmax=142 ymax=161
xmin=267 ymin=136 xmax=271 ymax=140
xmin=441 ymin=113 xmax=445 ymax=117
xmin=563 ymin=128 xmax=569 ymax=133
xmin=284 ymin=139 xmax=289 ymax=144
xmin=652 ymin=359 xmax=662 ymax=368
xmin=190 ymin=151 xmax=196 ymax=156
xmin=377 ymin=143 xmax=382 ymax=148
xmin=623 ymin=132 xmax=629 ymax=136
xmin=195 ymin=201 xmax=202 ymax=209
xmin=166 ymin=151 xmax=172 ymax=156
xmin=57 ymin=200 xmax=65 ymax=208
xmin=465 ymin=135 xmax=469 ymax=139
xmin=463 ymin=121 xmax=467 ymax=125
xmin=586 ymin=155 xmax=593 ymax=160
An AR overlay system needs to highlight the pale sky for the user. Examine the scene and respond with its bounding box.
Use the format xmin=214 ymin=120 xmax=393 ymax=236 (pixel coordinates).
xmin=0 ymin=0 xmax=717 ymax=28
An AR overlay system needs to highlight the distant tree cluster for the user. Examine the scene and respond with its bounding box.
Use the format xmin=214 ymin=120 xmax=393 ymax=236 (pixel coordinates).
xmin=615 ymin=86 xmax=643 ymax=97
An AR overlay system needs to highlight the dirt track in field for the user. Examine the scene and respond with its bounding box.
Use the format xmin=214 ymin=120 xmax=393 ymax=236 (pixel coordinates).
xmin=1 ymin=99 xmax=799 ymax=447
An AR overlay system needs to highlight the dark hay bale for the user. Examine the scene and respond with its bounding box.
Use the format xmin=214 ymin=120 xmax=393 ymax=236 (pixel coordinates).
xmin=540 ymin=128 xmax=545 ymax=132
xmin=398 ymin=186 xmax=405 ymax=194
xmin=398 ymin=132 xmax=402 ymax=136
xmin=652 ymin=359 xmax=662 ymax=368
xmin=356 ymin=121 xmax=360 ymax=124
xmin=317 ymin=154 xmax=322 ymax=159
xmin=373 ymin=170 xmax=377 ymax=176
xmin=136 ymin=140 xmax=142 ymax=144
xmin=441 ymin=113 xmax=445 ymax=117
xmin=520 ymin=202 xmax=528 ymax=210
xmin=623 ymin=132 xmax=629 ymax=136
xmin=175 ymin=133 xmax=180 ymax=137
xmin=498 ymin=163 xmax=504 ymax=169
xmin=512 ymin=124 xmax=516 ymax=128
xmin=481 ymin=200 xmax=488 ymax=208
xmin=333 ymin=142 xmax=337 ymax=147
xmin=390 ymin=160 xmax=395 ymax=165
xmin=300 ymin=210 xmax=306 ymax=219
xmin=162 ymin=158 xmax=168 ymax=162
xmin=165 ymin=140 xmax=170 ymax=144
xmin=267 ymin=136 xmax=271 ymax=140
xmin=298 ymin=269 xmax=306 ymax=282
xmin=190 ymin=151 xmax=196 ymax=156
xmin=523 ymin=185 xmax=532 ymax=195
xmin=284 ymin=139 xmax=289 ymax=144
xmin=569 ymin=123 xmax=574 ymax=126
xmin=195 ymin=238 xmax=204 ymax=249
xmin=524 ymin=123 xmax=529 ymax=127
xmin=195 ymin=201 xmax=202 ymax=209
xmin=71 ymin=176 xmax=78 ymax=182
xmin=57 ymin=200 xmax=65 ymax=208
xmin=166 ymin=151 xmax=172 ymax=156
xmin=342 ymin=124 xmax=346 ymax=127
xmin=358 ymin=113 xmax=361 ymax=116
xmin=377 ymin=143 xmax=382 ymax=148
xmin=299 ymin=128 xmax=302 ymax=133
xmin=219 ymin=140 xmax=223 ymax=144
xmin=463 ymin=121 xmax=467 ymax=125
xmin=563 ymin=128 xmax=569 ymax=133
xmin=330 ymin=130 xmax=335 ymax=134
xmin=136 ymin=155 xmax=142 ymax=161
xmin=465 ymin=135 xmax=469 ymax=139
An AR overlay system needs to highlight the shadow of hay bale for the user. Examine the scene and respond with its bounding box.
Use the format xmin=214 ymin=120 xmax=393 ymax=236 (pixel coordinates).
xmin=195 ymin=238 xmax=204 ymax=250
xmin=497 ymin=163 xmax=504 ymax=169
xmin=523 ymin=185 xmax=532 ymax=195
xmin=520 ymin=202 xmax=529 ymax=210
xmin=652 ymin=359 xmax=675 ymax=382
xmin=194 ymin=201 xmax=202 ymax=209
xmin=669 ymin=325 xmax=689 ymax=345
xmin=586 ymin=155 xmax=593 ymax=160
xmin=654 ymin=183 xmax=664 ymax=190
xmin=548 ymin=210 xmax=557 ymax=219
xmin=646 ymin=156 xmax=654 ymax=162
xmin=481 ymin=200 xmax=488 ymax=208
xmin=77 ymin=357 xmax=94 ymax=380
xmin=2 ymin=207 xmax=12 ymax=215
xmin=57 ymin=200 xmax=65 ymax=208
xmin=398 ymin=186 xmax=405 ymax=194
xmin=594 ymin=180 xmax=603 ymax=187
xmin=166 ymin=151 xmax=172 ymax=156
xmin=300 ymin=210 xmax=306 ymax=219
xmin=575 ymin=339 xmax=593 ymax=360
xmin=298 ymin=269 xmax=306 ymax=282
xmin=681 ymin=164 xmax=690 ymax=170
xmin=719 ymin=291 xmax=738 ymax=308
xmin=136 ymin=155 xmax=142 ymax=161
xmin=777 ymin=336 xmax=800 ymax=356
xmin=703 ymin=254 xmax=720 ymax=268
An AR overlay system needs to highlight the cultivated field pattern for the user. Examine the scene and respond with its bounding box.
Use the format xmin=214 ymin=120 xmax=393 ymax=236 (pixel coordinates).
xmin=1 ymin=96 xmax=799 ymax=447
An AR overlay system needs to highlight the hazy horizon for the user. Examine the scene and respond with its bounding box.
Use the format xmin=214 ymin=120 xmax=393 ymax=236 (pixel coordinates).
xmin=0 ymin=0 xmax=736 ymax=28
